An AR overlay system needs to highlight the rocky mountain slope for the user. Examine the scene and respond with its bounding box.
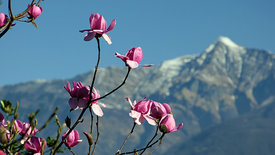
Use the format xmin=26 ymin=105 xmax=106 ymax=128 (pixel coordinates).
xmin=1 ymin=36 xmax=274 ymax=154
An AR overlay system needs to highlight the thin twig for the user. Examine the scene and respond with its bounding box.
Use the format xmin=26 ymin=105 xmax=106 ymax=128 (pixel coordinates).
xmin=38 ymin=107 xmax=58 ymax=132
xmin=91 ymin=116 xmax=100 ymax=155
xmin=53 ymin=37 xmax=102 ymax=155
xmin=52 ymin=109 xmax=87 ymax=155
xmin=120 ymin=133 xmax=165 ymax=155
xmin=148 ymin=133 xmax=165 ymax=155
xmin=14 ymin=0 xmax=36 ymax=19
xmin=117 ymin=122 xmax=136 ymax=154
xmin=140 ymin=126 xmax=159 ymax=155
xmin=87 ymin=107 xmax=94 ymax=155
xmin=90 ymin=67 xmax=131 ymax=104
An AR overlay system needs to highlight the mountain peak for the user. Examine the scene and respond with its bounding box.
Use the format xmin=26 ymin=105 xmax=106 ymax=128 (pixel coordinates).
xmin=205 ymin=36 xmax=241 ymax=53
xmin=216 ymin=36 xmax=239 ymax=48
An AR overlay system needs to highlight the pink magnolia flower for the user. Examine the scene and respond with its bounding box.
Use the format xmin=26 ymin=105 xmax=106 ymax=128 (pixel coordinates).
xmin=115 ymin=47 xmax=153 ymax=69
xmin=62 ymin=129 xmax=82 ymax=148
xmin=64 ymin=81 xmax=105 ymax=116
xmin=149 ymin=101 xmax=171 ymax=121
xmin=0 ymin=13 xmax=7 ymax=27
xmin=127 ymin=97 xmax=155 ymax=125
xmin=0 ymin=150 xmax=5 ymax=155
xmin=13 ymin=120 xmax=23 ymax=133
xmin=159 ymin=114 xmax=183 ymax=133
xmin=64 ymin=81 xmax=90 ymax=110
xmin=28 ymin=4 xmax=43 ymax=19
xmin=19 ymin=122 xmax=39 ymax=144
xmin=24 ymin=136 xmax=46 ymax=155
xmin=80 ymin=13 xmax=116 ymax=44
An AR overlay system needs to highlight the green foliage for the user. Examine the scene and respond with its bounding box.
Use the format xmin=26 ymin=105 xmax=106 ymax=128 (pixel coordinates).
xmin=1 ymin=100 xmax=13 ymax=114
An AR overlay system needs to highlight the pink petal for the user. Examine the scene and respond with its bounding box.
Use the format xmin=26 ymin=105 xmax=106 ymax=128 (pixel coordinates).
xmin=84 ymin=31 xmax=96 ymax=41
xmin=129 ymin=110 xmax=140 ymax=118
xmin=77 ymin=99 xmax=89 ymax=109
xmin=64 ymin=81 xmax=71 ymax=94
xmin=92 ymin=104 xmax=103 ymax=117
xmin=132 ymin=47 xmax=143 ymax=63
xmin=99 ymin=102 xmax=106 ymax=107
xmin=144 ymin=115 xmax=157 ymax=126
xmin=162 ymin=103 xmax=172 ymax=114
xmin=139 ymin=64 xmax=153 ymax=67
xmin=115 ymin=52 xmax=127 ymax=62
xmin=102 ymin=33 xmax=112 ymax=45
xmin=68 ymin=98 xmax=79 ymax=110
xmin=105 ymin=19 xmax=116 ymax=33
xmin=126 ymin=97 xmax=133 ymax=107
xmin=126 ymin=60 xmax=139 ymax=68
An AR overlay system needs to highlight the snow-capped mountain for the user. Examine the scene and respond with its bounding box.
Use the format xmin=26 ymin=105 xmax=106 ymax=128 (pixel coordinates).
xmin=1 ymin=36 xmax=275 ymax=154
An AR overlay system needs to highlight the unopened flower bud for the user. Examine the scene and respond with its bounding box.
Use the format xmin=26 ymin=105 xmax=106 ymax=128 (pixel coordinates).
xmin=0 ymin=126 xmax=8 ymax=144
xmin=83 ymin=132 xmax=94 ymax=146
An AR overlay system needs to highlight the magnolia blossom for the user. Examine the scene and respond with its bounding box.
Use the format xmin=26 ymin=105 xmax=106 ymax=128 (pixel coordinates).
xmin=64 ymin=81 xmax=105 ymax=116
xmin=127 ymin=97 xmax=155 ymax=125
xmin=62 ymin=129 xmax=82 ymax=148
xmin=13 ymin=120 xmax=23 ymax=133
xmin=28 ymin=4 xmax=43 ymax=19
xmin=115 ymin=47 xmax=153 ymax=69
xmin=19 ymin=122 xmax=39 ymax=144
xmin=20 ymin=122 xmax=39 ymax=137
xmin=64 ymin=81 xmax=90 ymax=110
xmin=159 ymin=114 xmax=183 ymax=133
xmin=0 ymin=150 xmax=5 ymax=155
xmin=0 ymin=13 xmax=7 ymax=27
xmin=80 ymin=13 xmax=116 ymax=44
xmin=149 ymin=101 xmax=171 ymax=121
xmin=24 ymin=136 xmax=46 ymax=155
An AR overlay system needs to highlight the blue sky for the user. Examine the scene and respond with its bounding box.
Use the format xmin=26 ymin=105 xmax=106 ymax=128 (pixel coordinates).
xmin=1 ymin=0 xmax=275 ymax=86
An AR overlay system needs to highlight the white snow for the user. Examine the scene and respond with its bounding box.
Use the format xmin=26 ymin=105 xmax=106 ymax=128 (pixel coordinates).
xmin=34 ymin=79 xmax=47 ymax=83
xmin=217 ymin=36 xmax=239 ymax=48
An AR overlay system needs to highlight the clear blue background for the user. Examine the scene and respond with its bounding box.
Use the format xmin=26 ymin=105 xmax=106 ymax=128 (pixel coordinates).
xmin=1 ymin=0 xmax=275 ymax=86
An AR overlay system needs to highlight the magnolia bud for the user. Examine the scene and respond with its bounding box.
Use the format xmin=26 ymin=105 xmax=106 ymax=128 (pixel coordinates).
xmin=83 ymin=132 xmax=94 ymax=146
xmin=159 ymin=124 xmax=169 ymax=133
xmin=0 ymin=126 xmax=8 ymax=144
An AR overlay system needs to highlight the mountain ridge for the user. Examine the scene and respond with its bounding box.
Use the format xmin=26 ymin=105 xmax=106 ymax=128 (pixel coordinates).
xmin=1 ymin=36 xmax=275 ymax=154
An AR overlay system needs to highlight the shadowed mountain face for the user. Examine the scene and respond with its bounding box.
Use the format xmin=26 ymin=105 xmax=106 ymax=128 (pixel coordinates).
xmin=0 ymin=37 xmax=275 ymax=154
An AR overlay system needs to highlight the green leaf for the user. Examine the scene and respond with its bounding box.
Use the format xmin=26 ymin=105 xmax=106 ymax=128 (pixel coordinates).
xmin=0 ymin=100 xmax=13 ymax=114
xmin=65 ymin=116 xmax=71 ymax=128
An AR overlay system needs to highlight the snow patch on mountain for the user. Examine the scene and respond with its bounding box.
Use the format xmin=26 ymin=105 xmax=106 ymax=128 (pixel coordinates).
xmin=159 ymin=55 xmax=194 ymax=79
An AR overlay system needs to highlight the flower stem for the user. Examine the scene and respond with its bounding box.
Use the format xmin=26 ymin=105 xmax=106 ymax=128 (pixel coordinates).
xmin=91 ymin=116 xmax=100 ymax=155
xmin=116 ymin=122 xmax=137 ymax=154
xmin=52 ymin=37 xmax=102 ymax=155
xmin=120 ymin=132 xmax=165 ymax=155
xmin=140 ymin=126 xmax=159 ymax=155
xmin=90 ymin=67 xmax=131 ymax=104
xmin=87 ymin=107 xmax=94 ymax=155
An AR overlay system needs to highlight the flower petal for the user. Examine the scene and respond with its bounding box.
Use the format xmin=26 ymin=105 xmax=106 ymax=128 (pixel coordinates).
xmin=140 ymin=64 xmax=153 ymax=67
xmin=126 ymin=97 xmax=136 ymax=108
xmin=126 ymin=60 xmax=139 ymax=68
xmin=92 ymin=104 xmax=104 ymax=117
xmin=105 ymin=19 xmax=116 ymax=33
xmin=144 ymin=115 xmax=157 ymax=126
xmin=68 ymin=98 xmax=79 ymax=110
xmin=84 ymin=31 xmax=96 ymax=41
xmin=115 ymin=52 xmax=128 ymax=62
xmin=77 ymin=99 xmax=89 ymax=109
xmin=102 ymin=33 xmax=112 ymax=45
